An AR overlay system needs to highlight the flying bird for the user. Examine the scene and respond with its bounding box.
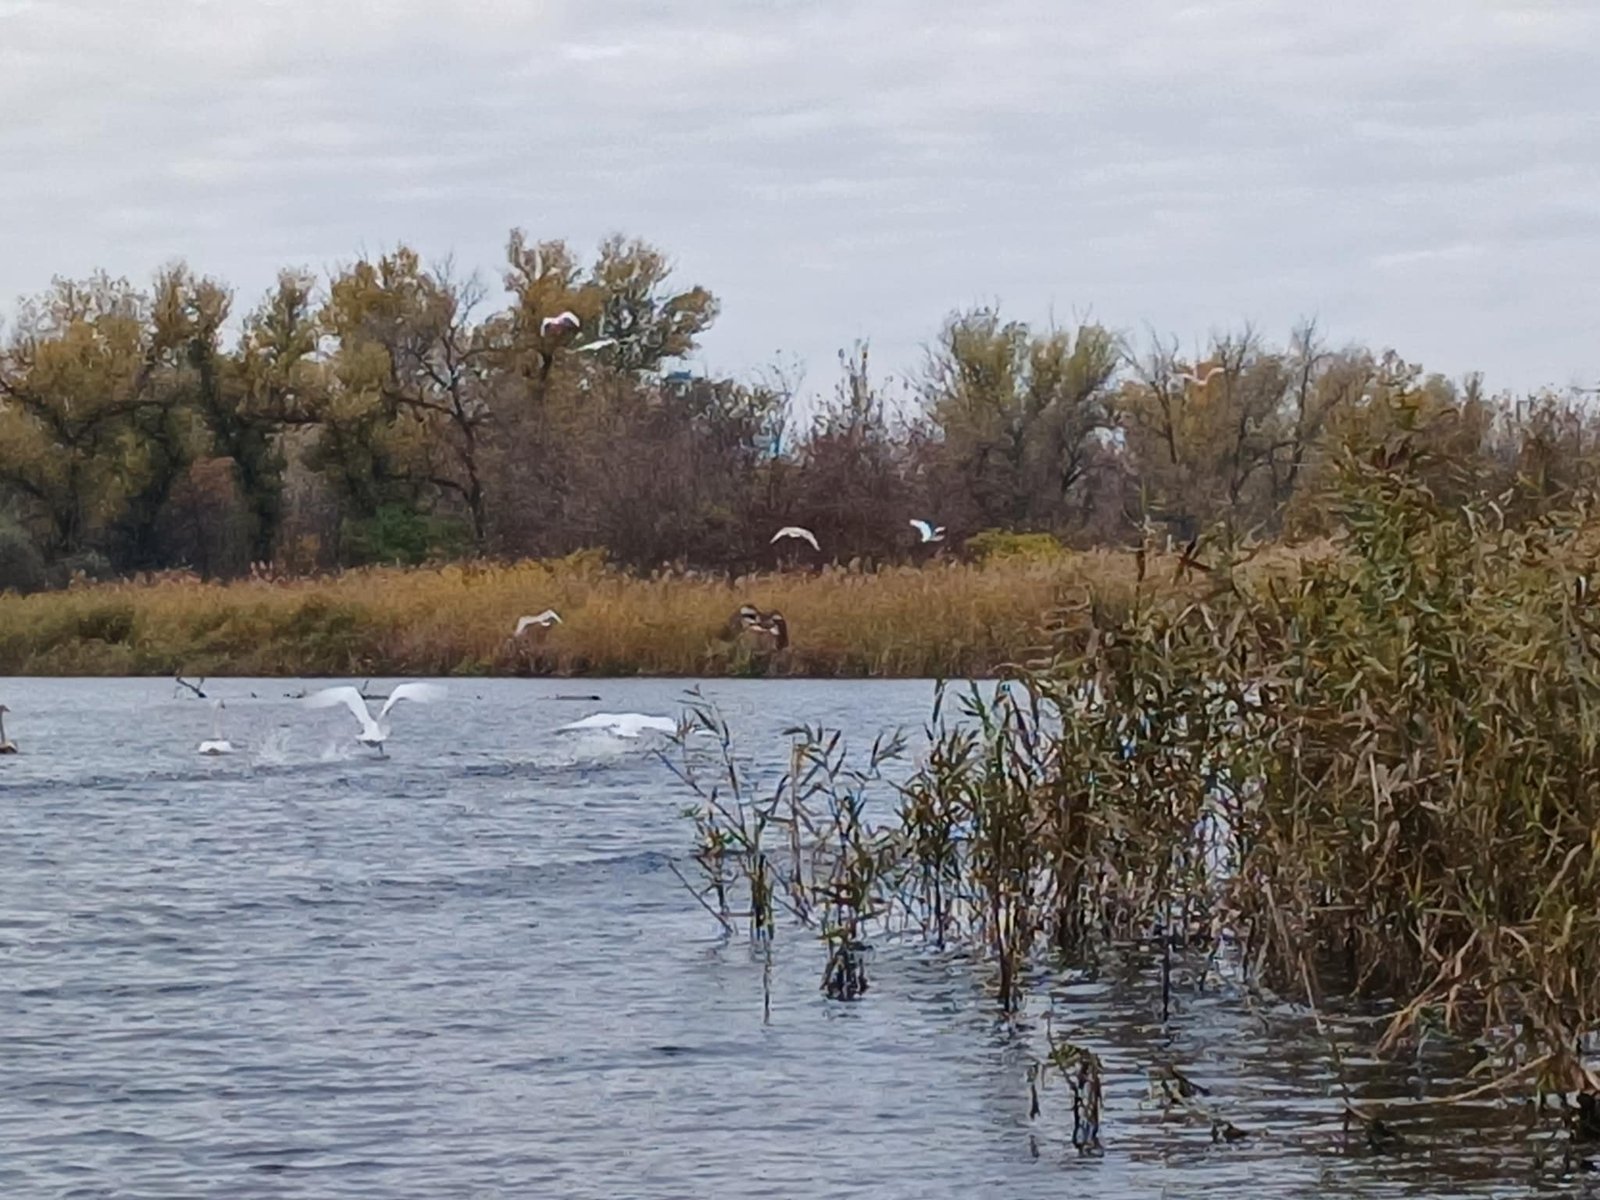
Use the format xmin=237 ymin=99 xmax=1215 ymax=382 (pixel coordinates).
xmin=771 ymin=526 xmax=820 ymax=552
xmin=557 ymin=711 xmax=678 ymax=739
xmin=540 ymin=311 xmax=581 ymax=337
xmin=1176 ymin=365 xmax=1225 ymax=387
xmin=197 ymin=699 xmax=236 ymax=756
xmin=909 ymin=519 xmax=946 ymax=543
xmin=0 ymin=703 xmax=17 ymax=754
xmin=514 ymin=610 xmax=563 ymax=636
xmin=303 ymin=681 xmax=447 ymax=755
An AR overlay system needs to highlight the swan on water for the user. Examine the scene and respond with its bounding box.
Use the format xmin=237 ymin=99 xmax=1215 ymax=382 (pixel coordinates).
xmin=303 ymin=681 xmax=447 ymax=754
xmin=771 ymin=525 xmax=820 ymax=552
xmin=1176 ymin=365 xmax=1225 ymax=386
xmin=909 ymin=519 xmax=946 ymax=543
xmin=515 ymin=610 xmax=563 ymax=636
xmin=197 ymin=699 xmax=236 ymax=756
xmin=540 ymin=311 xmax=581 ymax=337
xmin=0 ymin=703 xmax=17 ymax=754
xmin=557 ymin=712 xmax=678 ymax=739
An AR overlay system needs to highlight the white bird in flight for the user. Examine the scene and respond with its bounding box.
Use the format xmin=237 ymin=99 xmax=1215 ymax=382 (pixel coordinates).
xmin=909 ymin=519 xmax=946 ymax=543
xmin=514 ymin=610 xmax=563 ymax=636
xmin=303 ymin=681 xmax=447 ymax=755
xmin=771 ymin=526 xmax=820 ymax=552
xmin=557 ymin=712 xmax=678 ymax=739
xmin=1176 ymin=365 xmax=1225 ymax=387
xmin=197 ymin=699 xmax=235 ymax=756
xmin=540 ymin=311 xmax=581 ymax=337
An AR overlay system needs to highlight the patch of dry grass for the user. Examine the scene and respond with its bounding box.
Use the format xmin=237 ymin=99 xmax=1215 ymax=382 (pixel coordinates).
xmin=0 ymin=545 xmax=1315 ymax=677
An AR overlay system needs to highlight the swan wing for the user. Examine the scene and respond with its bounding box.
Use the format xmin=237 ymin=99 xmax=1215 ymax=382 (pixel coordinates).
xmin=772 ymin=526 xmax=819 ymax=551
xmin=304 ymin=686 xmax=370 ymax=725
xmin=379 ymin=681 xmax=448 ymax=721
xmin=515 ymin=612 xmax=561 ymax=636
xmin=910 ymin=519 xmax=933 ymax=540
xmin=558 ymin=711 xmax=677 ymax=738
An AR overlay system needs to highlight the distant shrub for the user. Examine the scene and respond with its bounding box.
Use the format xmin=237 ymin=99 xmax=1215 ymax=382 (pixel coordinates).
xmin=0 ymin=525 xmax=48 ymax=595
xmin=343 ymin=504 xmax=471 ymax=567
xmin=76 ymin=603 xmax=137 ymax=645
xmin=965 ymin=529 xmax=1064 ymax=564
xmin=55 ymin=550 xmax=116 ymax=586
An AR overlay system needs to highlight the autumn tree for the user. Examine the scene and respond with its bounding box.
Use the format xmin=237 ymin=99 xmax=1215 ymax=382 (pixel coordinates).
xmin=315 ymin=248 xmax=497 ymax=553
xmin=788 ymin=344 xmax=916 ymax=562
xmin=921 ymin=308 xmax=1118 ymax=533
xmin=0 ymin=273 xmax=178 ymax=560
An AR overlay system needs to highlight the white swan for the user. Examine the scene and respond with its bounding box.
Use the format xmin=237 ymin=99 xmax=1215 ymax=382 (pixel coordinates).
xmin=771 ymin=525 xmax=820 ymax=552
xmin=909 ymin=518 xmax=946 ymax=543
xmin=197 ymin=699 xmax=235 ymax=756
xmin=0 ymin=703 xmax=17 ymax=754
xmin=540 ymin=310 xmax=581 ymax=337
xmin=557 ymin=712 xmax=678 ymax=739
xmin=303 ymin=681 xmax=447 ymax=754
xmin=515 ymin=610 xmax=562 ymax=635
xmin=1177 ymin=365 xmax=1225 ymax=386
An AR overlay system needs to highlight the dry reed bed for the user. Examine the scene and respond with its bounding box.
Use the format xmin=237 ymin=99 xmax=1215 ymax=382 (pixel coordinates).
xmin=674 ymin=454 xmax=1600 ymax=1133
xmin=0 ymin=549 xmax=1269 ymax=677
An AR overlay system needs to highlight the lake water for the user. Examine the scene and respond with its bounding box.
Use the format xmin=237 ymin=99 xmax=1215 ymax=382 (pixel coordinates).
xmin=0 ymin=677 xmax=1588 ymax=1197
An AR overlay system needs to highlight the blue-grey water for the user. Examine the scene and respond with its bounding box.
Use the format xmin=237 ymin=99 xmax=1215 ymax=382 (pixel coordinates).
xmin=0 ymin=678 xmax=1588 ymax=1198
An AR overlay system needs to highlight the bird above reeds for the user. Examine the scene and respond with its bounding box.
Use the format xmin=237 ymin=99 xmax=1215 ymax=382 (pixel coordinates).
xmin=515 ymin=610 xmax=563 ymax=636
xmin=540 ymin=311 xmax=581 ymax=337
xmin=771 ymin=526 xmax=820 ymax=552
xmin=303 ymin=681 xmax=446 ymax=755
xmin=197 ymin=699 xmax=235 ymax=756
xmin=0 ymin=703 xmax=17 ymax=754
xmin=909 ymin=519 xmax=946 ymax=544
xmin=1176 ymin=364 xmax=1224 ymax=386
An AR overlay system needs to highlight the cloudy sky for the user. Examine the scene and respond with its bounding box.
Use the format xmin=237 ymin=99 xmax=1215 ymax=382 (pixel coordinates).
xmin=2 ymin=0 xmax=1597 ymax=396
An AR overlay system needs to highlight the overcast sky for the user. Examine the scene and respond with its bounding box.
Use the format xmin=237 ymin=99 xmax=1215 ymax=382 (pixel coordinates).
xmin=2 ymin=0 xmax=1597 ymax=397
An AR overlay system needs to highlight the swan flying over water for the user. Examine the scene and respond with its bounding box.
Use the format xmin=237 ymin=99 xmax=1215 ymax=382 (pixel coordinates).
xmin=303 ymin=681 xmax=447 ymax=754
xmin=198 ymin=699 xmax=235 ymax=756
xmin=557 ymin=712 xmax=678 ymax=739
xmin=515 ymin=610 xmax=563 ymax=636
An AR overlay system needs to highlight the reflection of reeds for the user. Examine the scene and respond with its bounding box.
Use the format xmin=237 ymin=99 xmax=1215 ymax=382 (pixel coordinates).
xmin=0 ymin=545 xmax=1324 ymax=677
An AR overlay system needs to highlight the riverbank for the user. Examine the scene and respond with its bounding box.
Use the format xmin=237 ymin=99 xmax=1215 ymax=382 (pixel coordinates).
xmin=0 ymin=548 xmax=1293 ymax=678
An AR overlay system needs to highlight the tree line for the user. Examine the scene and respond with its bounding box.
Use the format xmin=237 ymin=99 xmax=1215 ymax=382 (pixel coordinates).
xmin=1 ymin=229 xmax=1595 ymax=591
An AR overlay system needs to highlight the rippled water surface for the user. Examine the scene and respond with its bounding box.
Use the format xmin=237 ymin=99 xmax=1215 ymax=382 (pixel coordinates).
xmin=0 ymin=677 xmax=1591 ymax=1197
